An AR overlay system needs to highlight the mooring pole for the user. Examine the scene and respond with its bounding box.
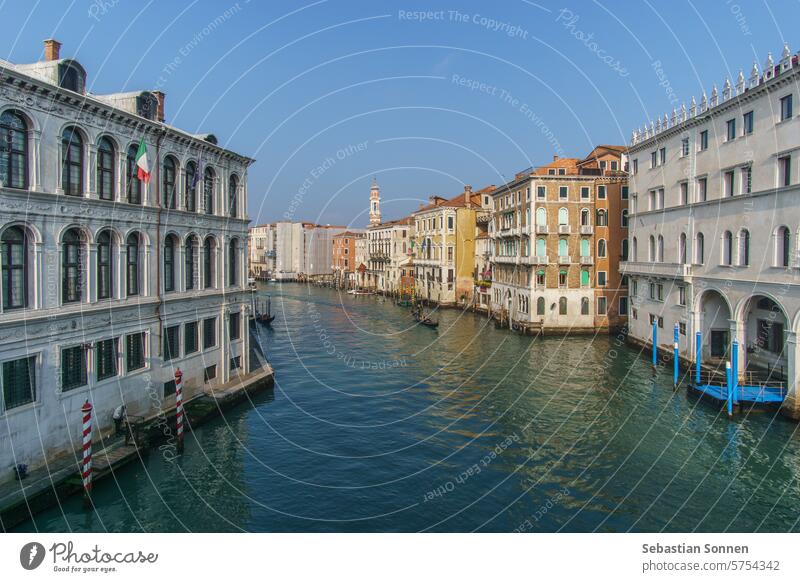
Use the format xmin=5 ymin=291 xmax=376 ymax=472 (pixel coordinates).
xmin=726 ymin=361 xmax=733 ymax=418
xmin=673 ymin=323 xmax=680 ymax=387
xmin=695 ymin=331 xmax=702 ymax=386
xmin=81 ymin=400 xmax=93 ymax=506
xmin=175 ymin=368 xmax=184 ymax=453
xmin=652 ymin=320 xmax=658 ymax=368
xmin=731 ymin=339 xmax=739 ymax=407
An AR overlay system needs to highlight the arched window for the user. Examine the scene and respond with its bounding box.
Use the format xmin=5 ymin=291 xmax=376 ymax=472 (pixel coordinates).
xmin=61 ymin=127 xmax=83 ymax=196
xmin=536 ymin=238 xmax=546 ymax=258
xmin=580 ymin=269 xmax=590 ymax=287
xmin=598 ymin=239 xmax=607 ymax=258
xmin=204 ymin=167 xmax=215 ymax=215
xmin=2 ymin=226 xmax=28 ymax=309
xmin=776 ymin=226 xmax=791 ymax=267
xmin=185 ymin=161 xmax=197 ymax=212
xmin=558 ymin=238 xmax=568 ymax=257
xmin=97 ymin=230 xmax=113 ymax=300
xmin=228 ymin=238 xmax=238 ymax=286
xmin=580 ymin=208 xmax=590 ymax=226
xmin=621 ymin=209 xmax=629 ymax=228
xmin=536 ymin=207 xmax=546 ymax=226
xmin=559 ymin=296 xmax=568 ymax=314
xmin=535 ymin=269 xmax=545 ymax=287
xmin=536 ymin=296 xmax=545 ymax=315
xmin=581 ymin=297 xmax=589 ymax=315
xmin=228 ymin=174 xmax=239 ymax=217
xmin=125 ymin=144 xmax=142 ymax=204
xmin=632 ymin=237 xmax=638 ymax=261
xmin=62 ymin=228 xmax=84 ymax=303
xmin=695 ymin=232 xmax=705 ymax=264
xmin=97 ymin=137 xmax=115 ymax=201
xmin=738 ymin=229 xmax=750 ymax=266
xmin=203 ymin=237 xmax=214 ymax=288
xmin=185 ymin=235 xmax=197 ymax=290
xmin=622 ymin=239 xmax=629 ymax=261
xmin=580 ymin=238 xmax=590 ymax=256
xmin=162 ymin=156 xmax=177 ymax=209
xmin=0 ymin=111 xmax=28 ymax=189
xmin=679 ymin=233 xmax=687 ymax=264
xmin=722 ymin=231 xmax=733 ymax=265
xmin=656 ymin=235 xmax=664 ymax=262
xmin=649 ymin=235 xmax=656 ymax=261
xmin=558 ymin=269 xmax=568 ymax=287
xmin=596 ymin=209 xmax=608 ymax=226
xmin=126 ymin=233 xmax=141 ymax=296
xmin=558 ymin=207 xmax=568 ymax=225
xmin=164 ymin=235 xmax=176 ymax=292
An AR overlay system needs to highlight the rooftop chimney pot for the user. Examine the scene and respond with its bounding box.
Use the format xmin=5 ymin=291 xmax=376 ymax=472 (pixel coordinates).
xmin=553 ymin=155 xmax=559 ymax=162
xmin=152 ymin=90 xmax=165 ymax=122
xmin=44 ymin=39 xmax=61 ymax=62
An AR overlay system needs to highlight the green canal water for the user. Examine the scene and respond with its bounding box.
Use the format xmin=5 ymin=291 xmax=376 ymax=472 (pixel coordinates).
xmin=15 ymin=283 xmax=800 ymax=532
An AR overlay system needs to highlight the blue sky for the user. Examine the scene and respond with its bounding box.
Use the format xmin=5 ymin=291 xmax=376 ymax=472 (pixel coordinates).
xmin=0 ymin=0 xmax=795 ymax=226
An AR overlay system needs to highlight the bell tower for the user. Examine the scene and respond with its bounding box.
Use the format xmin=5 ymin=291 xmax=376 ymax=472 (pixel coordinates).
xmin=369 ymin=178 xmax=381 ymax=226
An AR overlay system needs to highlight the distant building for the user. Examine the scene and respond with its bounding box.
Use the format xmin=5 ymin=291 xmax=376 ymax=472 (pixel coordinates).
xmin=332 ymin=230 xmax=365 ymax=285
xmin=367 ymin=216 xmax=414 ymax=293
xmin=249 ymin=224 xmax=274 ymax=279
xmin=260 ymin=221 xmax=347 ymax=280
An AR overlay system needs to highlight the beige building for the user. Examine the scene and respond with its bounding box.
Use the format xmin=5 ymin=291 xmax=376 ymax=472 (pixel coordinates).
xmin=366 ymin=217 xmax=414 ymax=293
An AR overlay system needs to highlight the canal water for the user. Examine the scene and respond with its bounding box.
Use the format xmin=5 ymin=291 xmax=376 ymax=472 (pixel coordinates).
xmin=15 ymin=283 xmax=800 ymax=532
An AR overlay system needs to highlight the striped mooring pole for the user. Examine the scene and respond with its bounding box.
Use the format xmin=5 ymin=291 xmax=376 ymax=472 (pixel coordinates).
xmin=80 ymin=400 xmax=93 ymax=503
xmin=726 ymin=361 xmax=734 ymax=419
xmin=175 ymin=368 xmax=184 ymax=453
xmin=673 ymin=323 xmax=680 ymax=387
xmin=652 ymin=320 xmax=658 ymax=368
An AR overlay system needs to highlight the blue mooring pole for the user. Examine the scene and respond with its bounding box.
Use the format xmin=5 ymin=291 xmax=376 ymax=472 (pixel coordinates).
xmin=652 ymin=320 xmax=658 ymax=367
xmin=726 ymin=361 xmax=733 ymax=418
xmin=673 ymin=323 xmax=680 ymax=387
xmin=695 ymin=331 xmax=702 ymax=386
xmin=732 ymin=339 xmax=739 ymax=407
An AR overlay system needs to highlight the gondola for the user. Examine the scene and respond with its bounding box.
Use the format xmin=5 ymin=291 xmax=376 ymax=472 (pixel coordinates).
xmin=412 ymin=309 xmax=439 ymax=328
xmin=255 ymin=296 xmax=274 ymax=325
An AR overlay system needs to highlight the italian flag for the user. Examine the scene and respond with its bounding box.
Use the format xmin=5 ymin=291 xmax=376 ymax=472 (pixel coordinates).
xmin=135 ymin=138 xmax=151 ymax=183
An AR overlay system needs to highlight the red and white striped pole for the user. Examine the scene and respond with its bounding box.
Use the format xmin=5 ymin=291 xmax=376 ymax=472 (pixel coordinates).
xmin=80 ymin=400 xmax=93 ymax=504
xmin=175 ymin=368 xmax=184 ymax=453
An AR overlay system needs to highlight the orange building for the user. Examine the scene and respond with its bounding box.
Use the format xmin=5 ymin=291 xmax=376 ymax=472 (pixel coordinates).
xmin=332 ymin=231 xmax=364 ymax=286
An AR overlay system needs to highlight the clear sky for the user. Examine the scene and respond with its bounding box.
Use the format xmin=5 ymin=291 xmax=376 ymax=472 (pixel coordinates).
xmin=0 ymin=0 xmax=795 ymax=227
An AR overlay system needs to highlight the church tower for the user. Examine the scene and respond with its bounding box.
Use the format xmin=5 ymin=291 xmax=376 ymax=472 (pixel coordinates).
xmin=369 ymin=178 xmax=381 ymax=226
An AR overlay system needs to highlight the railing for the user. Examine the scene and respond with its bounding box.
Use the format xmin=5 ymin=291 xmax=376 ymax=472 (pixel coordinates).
xmin=558 ymin=255 xmax=571 ymax=264
xmin=536 ymin=225 xmax=548 ymax=234
xmin=532 ymin=255 xmax=548 ymax=265
xmin=558 ymin=225 xmax=571 ymax=234
xmin=580 ymin=225 xmax=593 ymax=235
xmin=580 ymin=256 xmax=593 ymax=265
xmin=620 ymin=261 xmax=692 ymax=278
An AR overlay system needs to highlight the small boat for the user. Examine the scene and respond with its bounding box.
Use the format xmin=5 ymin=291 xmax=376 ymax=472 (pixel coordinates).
xmin=347 ymin=289 xmax=375 ymax=296
xmin=256 ymin=296 xmax=274 ymax=325
xmin=412 ymin=309 xmax=438 ymax=328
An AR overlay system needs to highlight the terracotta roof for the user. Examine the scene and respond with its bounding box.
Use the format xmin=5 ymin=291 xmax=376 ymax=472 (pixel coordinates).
xmin=413 ymin=187 xmax=489 ymax=213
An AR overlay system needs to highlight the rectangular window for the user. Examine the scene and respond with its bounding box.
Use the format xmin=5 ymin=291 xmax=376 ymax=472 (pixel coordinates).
xmin=536 ymin=186 xmax=546 ymax=199
xmin=548 ymin=168 xmax=556 ymax=175
xmin=96 ymin=338 xmax=118 ymax=381
xmin=597 ymin=296 xmax=607 ymax=315
xmin=657 ymin=284 xmax=664 ymax=301
xmin=779 ymin=155 xmax=792 ymax=187
xmin=649 ymin=283 xmax=655 ymax=300
xmin=621 ymin=186 xmax=629 ymax=200
xmin=600 ymin=160 xmax=606 ymax=170
xmin=126 ymin=332 xmax=146 ymax=372
xmin=697 ymin=177 xmax=707 ymax=202
xmin=681 ymin=137 xmax=689 ymax=157
xmin=559 ymin=186 xmax=568 ymax=199
xmin=650 ymin=151 xmax=657 ymax=168
xmin=679 ymin=286 xmax=686 ymax=306
xmin=679 ymin=181 xmax=688 ymax=205
xmin=726 ymin=118 xmax=736 ymax=141
xmin=611 ymin=160 xmax=618 ymax=170
xmin=61 ymin=345 xmax=88 ymax=391
xmin=743 ymin=111 xmax=754 ymax=135
xmin=185 ymin=322 xmax=199 ymax=355
xmin=679 ymin=322 xmax=686 ymax=336
xmin=632 ymin=159 xmax=638 ymax=174
xmin=632 ymin=280 xmax=638 ymax=296
xmin=229 ymin=312 xmax=241 ymax=341
xmin=230 ymin=356 xmax=241 ymax=371
xmin=164 ymin=325 xmax=179 ymax=362
xmin=597 ymin=271 xmax=607 ymax=286
xmin=2 ymin=356 xmax=36 ymax=411
xmin=580 ymin=186 xmax=590 ymax=199
xmin=204 ymin=364 xmax=217 ymax=383
xmin=558 ymin=168 xmax=566 ymax=175
xmin=163 ymin=380 xmax=176 ymax=397
xmin=659 ymin=147 xmax=666 ymax=165
xmin=699 ymin=130 xmax=709 ymax=151
xmin=780 ymin=94 xmax=793 ymax=121
xmin=632 ymin=308 xmax=638 ymax=320
xmin=742 ymin=166 xmax=752 ymax=194
xmin=203 ymin=317 xmax=217 ymax=349
xmin=447 ymin=246 xmax=453 ymax=262
xmin=724 ymin=170 xmax=735 ymax=197
xmin=447 ymin=216 xmax=454 ymax=230
xmin=597 ymin=185 xmax=606 ymax=199
xmin=619 ymin=296 xmax=628 ymax=316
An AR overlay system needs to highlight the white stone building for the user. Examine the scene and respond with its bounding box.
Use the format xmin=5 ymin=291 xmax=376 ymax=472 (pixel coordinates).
xmin=0 ymin=40 xmax=256 ymax=481
xmin=623 ymin=43 xmax=800 ymax=418
xmin=366 ymin=217 xmax=414 ymax=293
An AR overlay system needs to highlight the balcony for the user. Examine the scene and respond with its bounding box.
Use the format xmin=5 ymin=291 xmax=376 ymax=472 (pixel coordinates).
xmin=620 ymin=261 xmax=692 ymax=278
xmin=536 ymin=225 xmax=548 ymax=234
xmin=532 ymin=255 xmax=549 ymax=265
xmin=580 ymin=225 xmax=593 ymax=235
xmin=558 ymin=255 xmax=571 ymax=265
xmin=580 ymin=256 xmax=593 ymax=265
xmin=558 ymin=225 xmax=571 ymax=234
xmin=369 ymin=252 xmax=390 ymax=262
xmin=494 ymin=255 xmax=520 ymax=264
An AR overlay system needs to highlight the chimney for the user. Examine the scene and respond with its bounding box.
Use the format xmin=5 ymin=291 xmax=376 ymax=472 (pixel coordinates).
xmin=464 ymin=185 xmax=472 ymax=193
xmin=44 ymin=39 xmax=61 ymax=62
xmin=553 ymin=155 xmax=559 ymax=162
xmin=152 ymin=91 xmax=165 ymax=122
